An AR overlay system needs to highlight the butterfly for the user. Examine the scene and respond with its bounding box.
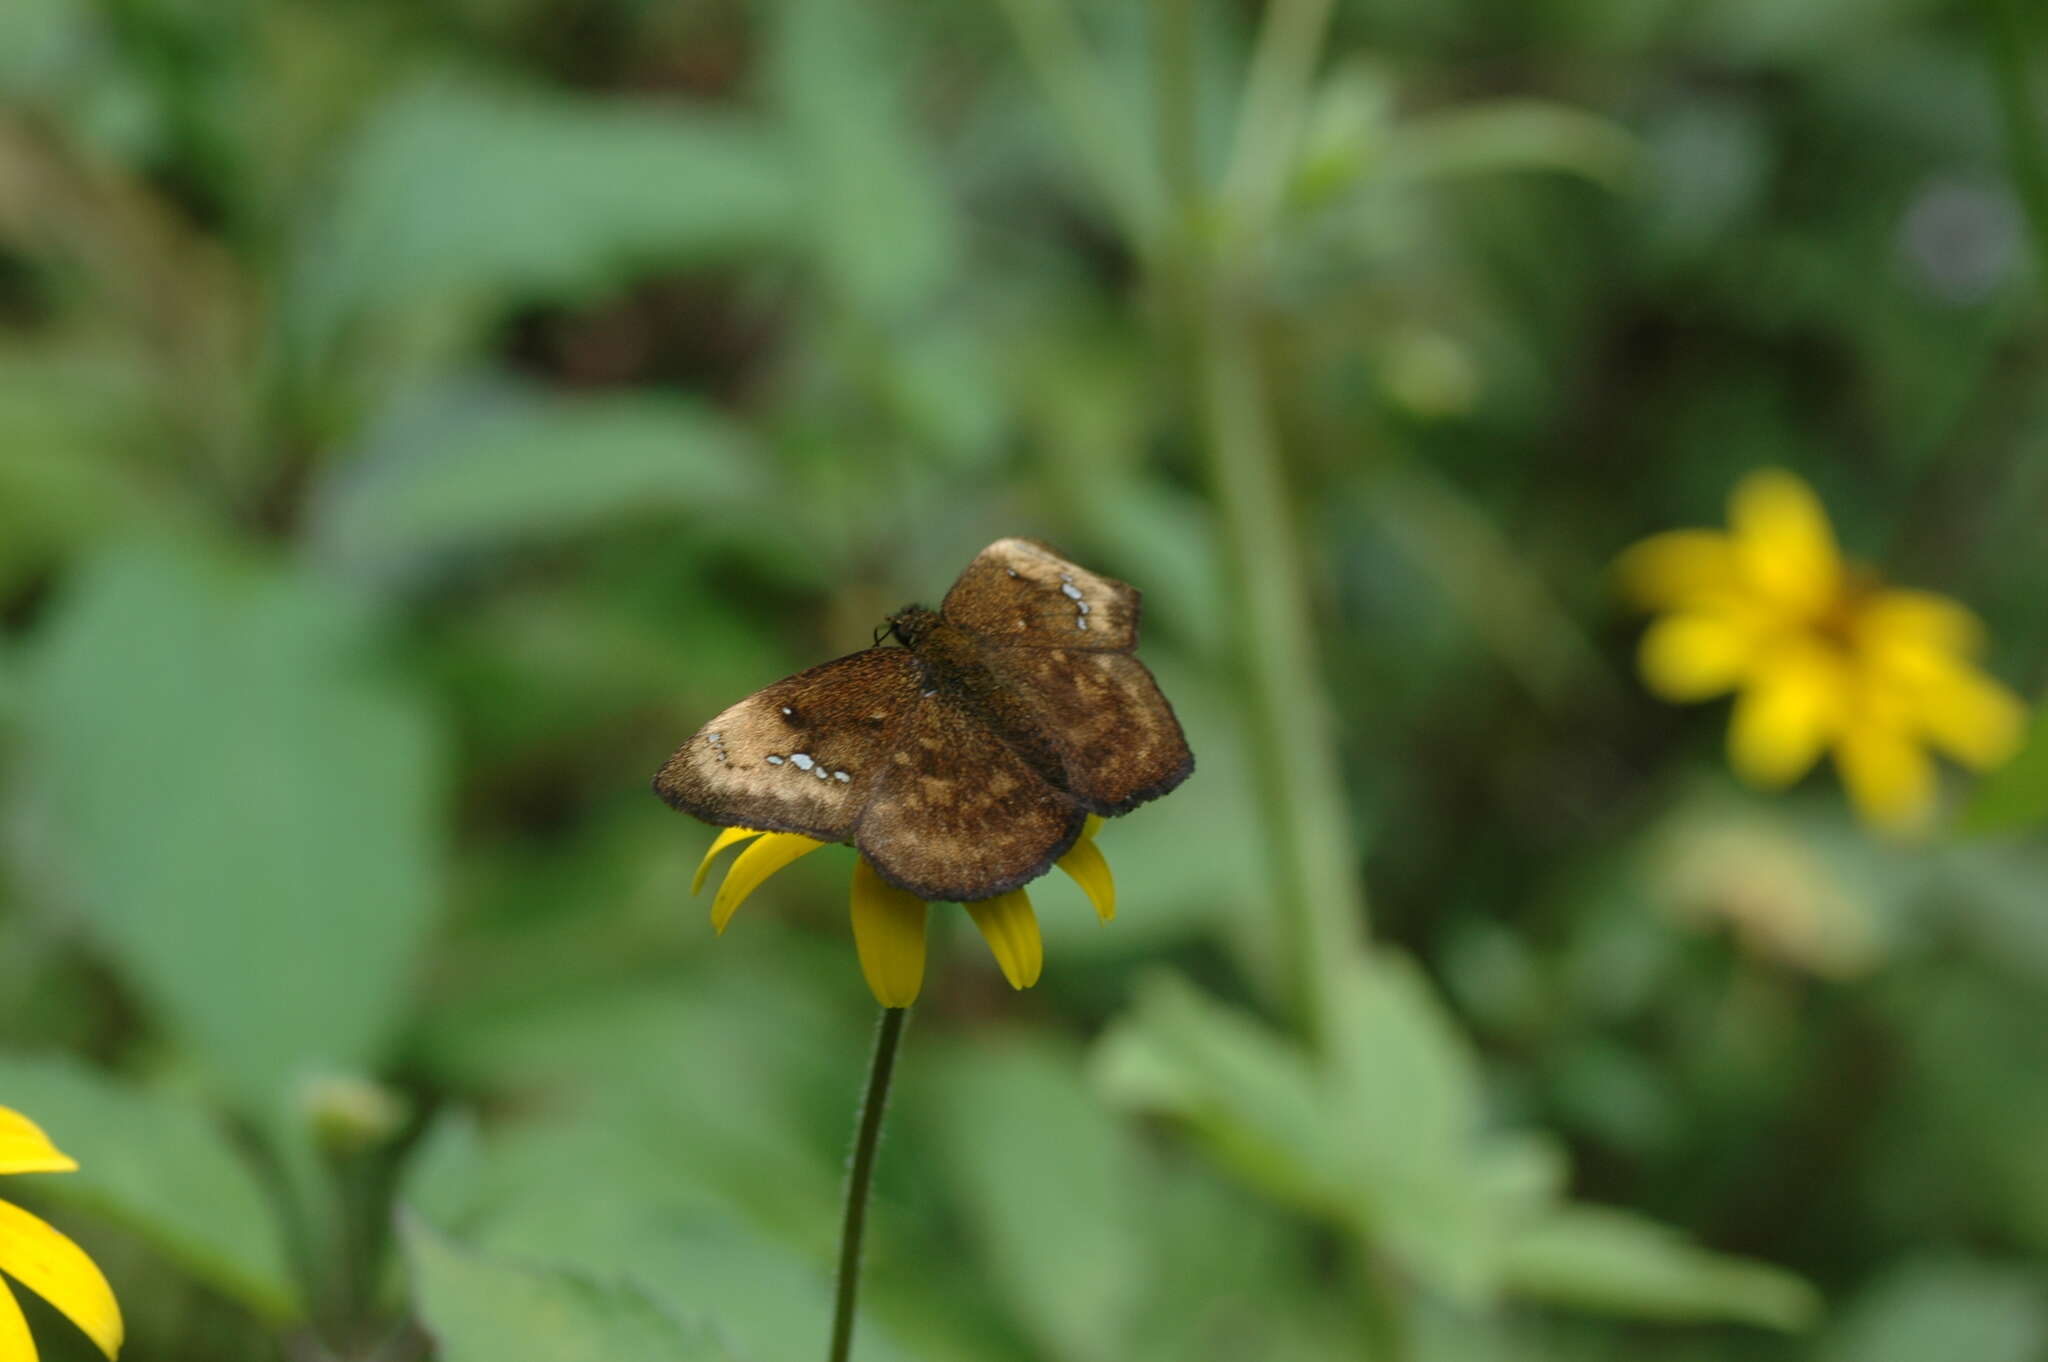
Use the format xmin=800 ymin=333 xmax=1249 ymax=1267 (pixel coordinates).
xmin=654 ymin=538 xmax=1194 ymax=901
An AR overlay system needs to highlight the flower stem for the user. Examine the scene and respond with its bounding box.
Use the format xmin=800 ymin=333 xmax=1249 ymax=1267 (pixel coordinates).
xmin=827 ymin=1005 xmax=908 ymax=1362
xmin=991 ymin=0 xmax=1156 ymax=245
xmin=1222 ymin=0 xmax=1338 ymax=231
xmin=1151 ymin=0 xmax=1363 ymax=1048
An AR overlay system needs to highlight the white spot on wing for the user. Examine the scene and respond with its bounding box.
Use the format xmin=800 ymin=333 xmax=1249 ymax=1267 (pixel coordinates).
xmin=765 ymin=755 xmax=785 ymax=765
xmin=833 ymin=771 xmax=851 ymax=782
xmin=1058 ymin=572 xmax=1091 ymax=631
xmin=814 ymin=766 xmax=829 ymax=780
xmin=790 ymin=753 xmax=815 ymax=771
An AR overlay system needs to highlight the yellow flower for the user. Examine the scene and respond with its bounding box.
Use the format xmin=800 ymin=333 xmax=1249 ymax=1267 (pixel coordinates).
xmin=692 ymin=816 xmax=1118 ymax=1008
xmin=0 ymin=1107 xmax=123 ymax=1361
xmin=1617 ymin=468 xmax=2026 ymax=832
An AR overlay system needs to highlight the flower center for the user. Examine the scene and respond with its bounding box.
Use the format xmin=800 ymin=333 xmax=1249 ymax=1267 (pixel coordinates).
xmin=1809 ymin=569 xmax=1880 ymax=657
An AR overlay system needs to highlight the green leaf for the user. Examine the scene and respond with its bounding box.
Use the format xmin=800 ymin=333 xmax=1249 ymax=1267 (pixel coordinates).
xmin=1094 ymin=960 xmax=1512 ymax=1303
xmin=0 ymin=1054 xmax=297 ymax=1320
xmin=1324 ymin=953 xmax=1511 ymax=1302
xmin=288 ymin=78 xmax=798 ymax=353
xmin=309 ymin=383 xmax=757 ymax=574
xmin=1960 ymin=702 xmax=2048 ymax=835
xmin=1091 ymin=972 xmax=1340 ymax=1217
xmin=926 ymin=1036 xmax=1147 ymax=1362
xmin=769 ymin=0 xmax=959 ymax=321
xmin=1502 ymin=1206 xmax=1821 ymax=1331
xmin=402 ymin=1216 xmax=738 ymax=1362
xmin=401 ymin=1102 xmax=921 ymax=1362
xmin=1095 ymin=961 xmax=1820 ymax=1326
xmin=20 ymin=542 xmax=442 ymax=1110
xmin=1823 ymin=1256 xmax=2047 ymax=1362
xmin=1377 ymin=100 xmax=1640 ymax=191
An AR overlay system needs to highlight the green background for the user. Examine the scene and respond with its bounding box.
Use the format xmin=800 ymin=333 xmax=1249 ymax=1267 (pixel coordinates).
xmin=2 ymin=0 xmax=2047 ymax=1358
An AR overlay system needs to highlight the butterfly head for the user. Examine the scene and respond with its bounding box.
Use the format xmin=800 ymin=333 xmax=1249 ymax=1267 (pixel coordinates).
xmin=883 ymin=604 xmax=943 ymax=649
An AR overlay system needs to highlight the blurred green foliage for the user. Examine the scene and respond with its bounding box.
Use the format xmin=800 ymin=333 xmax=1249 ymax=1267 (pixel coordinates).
xmin=1 ymin=0 xmax=2046 ymax=1360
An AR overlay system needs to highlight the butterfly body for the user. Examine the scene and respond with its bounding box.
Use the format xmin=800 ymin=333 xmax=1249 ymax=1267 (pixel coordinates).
xmin=656 ymin=539 xmax=1192 ymax=901
xmin=884 ymin=605 xmax=1073 ymax=790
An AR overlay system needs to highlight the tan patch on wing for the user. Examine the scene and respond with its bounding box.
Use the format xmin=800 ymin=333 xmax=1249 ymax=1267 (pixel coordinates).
xmin=941 ymin=538 xmax=1141 ymax=651
xmin=854 ymin=692 xmax=1086 ymax=901
xmin=654 ymin=648 xmax=924 ymax=840
xmin=983 ymin=648 xmax=1193 ymax=813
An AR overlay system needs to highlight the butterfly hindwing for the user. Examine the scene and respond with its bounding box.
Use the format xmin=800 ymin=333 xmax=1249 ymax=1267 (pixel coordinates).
xmin=653 ymin=647 xmax=924 ymax=841
xmin=940 ymin=537 xmax=1141 ymax=651
xmin=978 ymin=646 xmax=1194 ymax=813
xmin=854 ymin=689 xmax=1088 ymax=901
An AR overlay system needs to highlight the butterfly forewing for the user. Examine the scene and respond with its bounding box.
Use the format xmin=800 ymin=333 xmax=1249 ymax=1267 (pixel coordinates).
xmin=978 ymin=647 xmax=1193 ymax=813
xmin=653 ymin=647 xmax=923 ymax=841
xmin=941 ymin=538 xmax=1141 ymax=651
xmin=854 ymin=690 xmax=1087 ymax=901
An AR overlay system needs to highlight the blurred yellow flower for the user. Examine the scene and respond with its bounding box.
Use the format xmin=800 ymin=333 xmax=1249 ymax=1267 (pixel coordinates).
xmin=1618 ymin=469 xmax=2025 ymax=832
xmin=0 ymin=1107 xmax=122 ymax=1362
xmin=692 ymin=817 xmax=1117 ymax=1008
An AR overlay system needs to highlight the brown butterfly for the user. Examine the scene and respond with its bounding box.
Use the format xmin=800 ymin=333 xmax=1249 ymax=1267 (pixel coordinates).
xmin=654 ymin=538 xmax=1193 ymax=901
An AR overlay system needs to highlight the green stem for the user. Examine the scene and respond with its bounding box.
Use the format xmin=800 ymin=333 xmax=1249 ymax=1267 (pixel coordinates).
xmin=1084 ymin=3 xmax=1399 ymax=1352
xmin=826 ymin=1006 xmax=908 ymax=1362
xmin=1154 ymin=0 xmax=1201 ymax=230
xmin=1222 ymin=0 xmax=1337 ymax=230
xmin=992 ymin=0 xmax=1156 ymax=245
xmin=1982 ymin=0 xmax=2048 ymax=281
xmin=1190 ymin=278 xmax=1365 ymax=1045
xmin=1153 ymin=0 xmax=1363 ymax=1045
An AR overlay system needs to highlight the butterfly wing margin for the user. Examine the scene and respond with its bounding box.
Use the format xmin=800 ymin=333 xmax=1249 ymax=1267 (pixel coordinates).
xmin=854 ymin=691 xmax=1088 ymax=901
xmin=654 ymin=647 xmax=925 ymax=841
xmin=979 ymin=647 xmax=1193 ymax=815
xmin=941 ymin=538 xmax=1141 ymax=651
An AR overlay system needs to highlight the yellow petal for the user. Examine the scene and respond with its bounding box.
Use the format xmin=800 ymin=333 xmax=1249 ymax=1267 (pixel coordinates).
xmin=1612 ymin=530 xmax=1742 ymax=611
xmin=0 ymin=1277 xmax=36 ymax=1362
xmin=1638 ymin=612 xmax=1760 ymax=702
xmin=965 ymin=889 xmax=1043 ymax=990
xmin=1729 ymin=469 xmax=1841 ymax=615
xmin=1835 ymin=725 xmax=1936 ymax=835
xmin=1908 ymin=660 xmax=2027 ymax=770
xmin=692 ymin=826 xmax=765 ymax=896
xmin=1728 ymin=645 xmax=1845 ymax=788
xmin=0 ymin=1109 xmax=77 ymax=1176
xmin=1057 ymin=834 xmax=1117 ymax=923
xmin=1856 ymin=588 xmax=1986 ymax=659
xmin=849 ymin=859 xmax=928 ymax=1008
xmin=0 ymin=1198 xmax=123 ymax=1359
xmin=710 ymin=832 xmax=825 ymax=934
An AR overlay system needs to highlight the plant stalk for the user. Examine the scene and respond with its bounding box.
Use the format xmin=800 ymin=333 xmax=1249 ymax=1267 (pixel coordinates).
xmin=992 ymin=0 xmax=1156 ymax=245
xmin=827 ymin=1006 xmax=908 ymax=1362
xmin=1152 ymin=0 xmax=1363 ymax=1047
xmin=1223 ymin=0 xmax=1338 ymax=231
